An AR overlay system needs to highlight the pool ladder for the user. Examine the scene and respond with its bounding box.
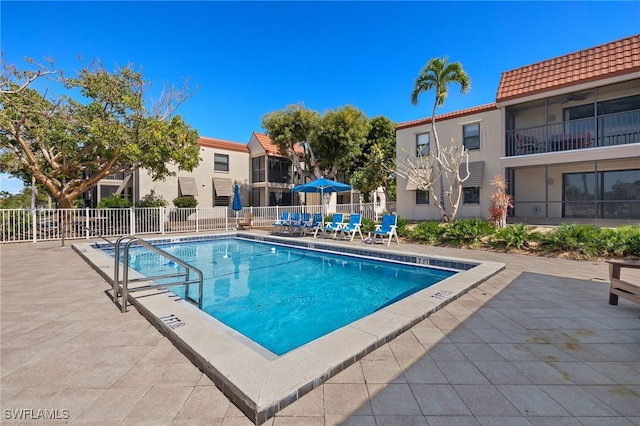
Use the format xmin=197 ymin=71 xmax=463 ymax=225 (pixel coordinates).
xmin=113 ymin=235 xmax=204 ymax=313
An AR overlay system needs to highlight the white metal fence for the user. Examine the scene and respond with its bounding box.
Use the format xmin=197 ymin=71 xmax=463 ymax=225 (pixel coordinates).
xmin=0 ymin=202 xmax=396 ymax=243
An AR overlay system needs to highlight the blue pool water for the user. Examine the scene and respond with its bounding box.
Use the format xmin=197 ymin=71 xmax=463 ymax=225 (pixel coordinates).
xmin=112 ymin=238 xmax=455 ymax=355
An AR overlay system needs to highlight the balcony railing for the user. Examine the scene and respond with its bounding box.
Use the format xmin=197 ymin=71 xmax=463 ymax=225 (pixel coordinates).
xmin=506 ymin=109 xmax=640 ymax=156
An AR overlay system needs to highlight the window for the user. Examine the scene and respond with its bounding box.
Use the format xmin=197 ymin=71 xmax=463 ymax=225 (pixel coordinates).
xmin=214 ymin=196 xmax=230 ymax=207
xmin=416 ymin=133 xmax=430 ymax=156
xmin=268 ymin=157 xmax=292 ymax=183
xmin=463 ymin=187 xmax=480 ymax=204
xmin=563 ymin=168 xmax=640 ymax=219
xmin=251 ymin=188 xmax=262 ymax=206
xmin=252 ymin=157 xmax=265 ymax=182
xmin=463 ymin=123 xmax=480 ymax=150
xmin=214 ymin=154 xmax=229 ymax=172
xmin=416 ymin=190 xmax=429 ymax=205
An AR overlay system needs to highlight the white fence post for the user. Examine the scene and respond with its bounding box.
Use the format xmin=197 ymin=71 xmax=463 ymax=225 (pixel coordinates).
xmin=160 ymin=207 xmax=165 ymax=235
xmin=196 ymin=206 xmax=199 ymax=233
xmin=130 ymin=207 xmax=136 ymax=235
xmin=31 ymin=208 xmax=37 ymax=243
xmin=85 ymin=207 xmax=90 ymax=239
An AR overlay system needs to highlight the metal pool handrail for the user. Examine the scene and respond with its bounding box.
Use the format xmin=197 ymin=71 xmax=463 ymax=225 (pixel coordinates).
xmin=114 ymin=235 xmax=204 ymax=313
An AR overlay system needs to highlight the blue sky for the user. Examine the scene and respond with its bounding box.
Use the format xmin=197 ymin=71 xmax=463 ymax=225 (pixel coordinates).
xmin=1 ymin=1 xmax=639 ymax=194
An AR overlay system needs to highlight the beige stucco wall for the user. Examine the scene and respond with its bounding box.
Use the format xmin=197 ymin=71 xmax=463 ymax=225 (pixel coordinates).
xmin=137 ymin=145 xmax=250 ymax=208
xmin=396 ymin=108 xmax=502 ymax=221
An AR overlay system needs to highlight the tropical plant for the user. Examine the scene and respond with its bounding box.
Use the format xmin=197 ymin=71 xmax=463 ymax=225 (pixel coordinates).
xmin=360 ymin=217 xmax=376 ymax=233
xmin=395 ymin=57 xmax=471 ymax=223
xmin=488 ymin=175 xmax=514 ymax=228
xmin=539 ymin=224 xmax=602 ymax=258
xmin=409 ymin=220 xmax=445 ymax=244
xmin=492 ymin=223 xmax=539 ymax=250
xmin=395 ymin=216 xmax=409 ymax=238
xmin=441 ymin=218 xmax=494 ymax=246
xmin=594 ymin=225 xmax=640 ymax=257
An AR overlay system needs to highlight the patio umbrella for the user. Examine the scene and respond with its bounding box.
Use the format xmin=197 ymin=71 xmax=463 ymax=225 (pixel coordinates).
xmin=291 ymin=178 xmax=351 ymax=215
xmin=231 ymin=184 xmax=243 ymax=214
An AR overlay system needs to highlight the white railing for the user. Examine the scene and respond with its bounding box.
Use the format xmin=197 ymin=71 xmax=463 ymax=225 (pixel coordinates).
xmin=0 ymin=202 xmax=396 ymax=243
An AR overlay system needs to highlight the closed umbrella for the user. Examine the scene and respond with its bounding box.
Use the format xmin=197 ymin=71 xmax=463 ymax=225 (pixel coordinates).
xmin=232 ymin=184 xmax=243 ymax=212
xmin=231 ymin=184 xmax=243 ymax=228
xmin=291 ymin=178 xmax=351 ymax=216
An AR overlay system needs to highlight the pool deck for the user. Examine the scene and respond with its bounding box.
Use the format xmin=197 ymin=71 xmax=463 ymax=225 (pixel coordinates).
xmin=1 ymin=232 xmax=639 ymax=425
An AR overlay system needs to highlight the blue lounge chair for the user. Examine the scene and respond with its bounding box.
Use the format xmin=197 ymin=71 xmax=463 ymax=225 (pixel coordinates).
xmin=315 ymin=213 xmax=344 ymax=238
xmin=301 ymin=213 xmax=323 ymax=236
xmin=271 ymin=212 xmax=290 ymax=234
xmin=289 ymin=212 xmax=309 ymax=235
xmin=281 ymin=212 xmax=300 ymax=235
xmin=337 ymin=213 xmax=363 ymax=241
xmin=373 ymin=214 xmax=399 ymax=246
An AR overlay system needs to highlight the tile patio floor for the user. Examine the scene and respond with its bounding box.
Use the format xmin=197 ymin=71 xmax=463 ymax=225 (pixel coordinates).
xmin=1 ymin=234 xmax=638 ymax=425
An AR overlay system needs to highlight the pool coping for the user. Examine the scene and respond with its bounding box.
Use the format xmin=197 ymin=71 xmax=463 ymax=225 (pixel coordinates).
xmin=73 ymin=232 xmax=505 ymax=424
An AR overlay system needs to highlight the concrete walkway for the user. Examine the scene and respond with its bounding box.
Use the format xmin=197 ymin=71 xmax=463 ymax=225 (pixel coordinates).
xmin=1 ymin=236 xmax=638 ymax=425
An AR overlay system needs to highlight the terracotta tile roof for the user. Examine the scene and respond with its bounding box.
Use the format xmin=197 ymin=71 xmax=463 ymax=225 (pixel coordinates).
xmin=253 ymin=132 xmax=304 ymax=157
xmin=198 ymin=136 xmax=249 ymax=153
xmin=497 ymin=34 xmax=640 ymax=102
xmin=396 ymin=103 xmax=497 ymax=130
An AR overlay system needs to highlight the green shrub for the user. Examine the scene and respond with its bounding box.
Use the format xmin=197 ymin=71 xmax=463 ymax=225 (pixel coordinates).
xmin=441 ymin=218 xmax=494 ymax=246
xmin=540 ymin=224 xmax=602 ymax=258
xmin=395 ymin=216 xmax=409 ymax=238
xmin=136 ymin=193 xmax=168 ymax=208
xmin=594 ymin=225 xmax=640 ymax=257
xmin=492 ymin=223 xmax=540 ymax=250
xmin=173 ymin=196 xmax=198 ymax=208
xmin=360 ymin=218 xmax=376 ymax=233
xmin=98 ymin=194 xmax=132 ymax=208
xmin=409 ymin=220 xmax=444 ymax=244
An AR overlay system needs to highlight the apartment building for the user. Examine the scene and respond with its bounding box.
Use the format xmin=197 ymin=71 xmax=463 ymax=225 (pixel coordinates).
xmin=397 ymin=34 xmax=640 ymax=224
xmin=88 ymin=133 xmax=306 ymax=209
xmin=88 ymin=137 xmax=250 ymax=208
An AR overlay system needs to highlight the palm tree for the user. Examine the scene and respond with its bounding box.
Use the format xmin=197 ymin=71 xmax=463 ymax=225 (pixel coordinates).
xmin=408 ymin=57 xmax=471 ymax=222
xmin=410 ymin=57 xmax=470 ymax=155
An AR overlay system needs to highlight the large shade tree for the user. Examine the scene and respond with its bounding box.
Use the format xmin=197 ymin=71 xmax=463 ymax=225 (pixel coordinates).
xmin=261 ymin=104 xmax=371 ymax=181
xmin=350 ymin=115 xmax=397 ymax=202
xmin=0 ymin=57 xmax=200 ymax=208
xmin=396 ymin=57 xmax=471 ymax=222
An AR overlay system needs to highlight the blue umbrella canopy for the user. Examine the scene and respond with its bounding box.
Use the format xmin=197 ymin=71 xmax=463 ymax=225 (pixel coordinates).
xmin=292 ymin=178 xmax=351 ymax=215
xmin=291 ymin=178 xmax=351 ymax=194
xmin=231 ymin=184 xmax=243 ymax=211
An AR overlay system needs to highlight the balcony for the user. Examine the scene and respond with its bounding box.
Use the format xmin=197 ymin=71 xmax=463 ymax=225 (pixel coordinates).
xmin=505 ymin=109 xmax=640 ymax=157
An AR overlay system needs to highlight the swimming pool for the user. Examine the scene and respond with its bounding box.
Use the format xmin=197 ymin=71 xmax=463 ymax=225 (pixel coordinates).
xmin=73 ymin=232 xmax=504 ymax=424
xmin=113 ymin=239 xmax=455 ymax=355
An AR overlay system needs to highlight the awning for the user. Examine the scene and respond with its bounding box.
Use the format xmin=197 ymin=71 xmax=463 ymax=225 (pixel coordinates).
xmin=213 ymin=178 xmax=233 ymax=197
xmin=460 ymin=161 xmax=484 ymax=188
xmin=405 ymin=169 xmax=432 ymax=191
xmin=178 ymin=176 xmax=198 ymax=196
